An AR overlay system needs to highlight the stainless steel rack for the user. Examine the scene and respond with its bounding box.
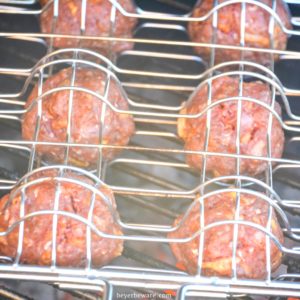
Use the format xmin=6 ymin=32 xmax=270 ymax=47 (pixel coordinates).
xmin=0 ymin=0 xmax=299 ymax=299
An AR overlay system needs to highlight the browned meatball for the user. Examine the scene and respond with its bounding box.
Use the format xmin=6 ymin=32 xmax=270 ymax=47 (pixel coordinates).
xmin=0 ymin=168 xmax=123 ymax=267
xmin=178 ymin=76 xmax=284 ymax=177
xmin=168 ymin=191 xmax=284 ymax=278
xmin=188 ymin=0 xmax=291 ymax=65
xmin=40 ymin=0 xmax=137 ymax=55
xmin=22 ymin=67 xmax=135 ymax=167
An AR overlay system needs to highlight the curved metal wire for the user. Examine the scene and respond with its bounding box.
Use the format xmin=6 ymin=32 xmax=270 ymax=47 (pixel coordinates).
xmin=0 ymin=0 xmax=299 ymax=297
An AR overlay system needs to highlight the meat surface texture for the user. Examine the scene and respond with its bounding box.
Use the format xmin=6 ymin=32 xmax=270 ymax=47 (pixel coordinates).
xmin=40 ymin=0 xmax=137 ymax=55
xmin=178 ymin=76 xmax=284 ymax=177
xmin=22 ymin=67 xmax=135 ymax=167
xmin=0 ymin=169 xmax=123 ymax=267
xmin=188 ymin=0 xmax=291 ymax=65
xmin=168 ymin=191 xmax=284 ymax=278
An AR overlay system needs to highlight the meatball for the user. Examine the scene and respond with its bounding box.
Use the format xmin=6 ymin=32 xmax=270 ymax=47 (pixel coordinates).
xmin=178 ymin=76 xmax=284 ymax=177
xmin=0 ymin=168 xmax=123 ymax=267
xmin=40 ymin=0 xmax=137 ymax=55
xmin=168 ymin=191 xmax=284 ymax=278
xmin=22 ymin=67 xmax=135 ymax=167
xmin=188 ymin=0 xmax=291 ymax=65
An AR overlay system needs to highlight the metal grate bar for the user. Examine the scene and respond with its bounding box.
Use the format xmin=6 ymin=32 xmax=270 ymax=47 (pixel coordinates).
xmin=0 ymin=0 xmax=299 ymax=299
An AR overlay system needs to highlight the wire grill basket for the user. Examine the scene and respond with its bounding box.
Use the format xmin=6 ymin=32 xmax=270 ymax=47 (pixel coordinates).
xmin=0 ymin=0 xmax=300 ymax=299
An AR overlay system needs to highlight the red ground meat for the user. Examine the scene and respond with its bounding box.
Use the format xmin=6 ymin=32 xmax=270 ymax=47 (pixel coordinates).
xmin=188 ymin=0 xmax=291 ymax=65
xmin=40 ymin=0 xmax=137 ymax=55
xmin=168 ymin=191 xmax=284 ymax=278
xmin=0 ymin=168 xmax=123 ymax=267
xmin=178 ymin=76 xmax=284 ymax=177
xmin=22 ymin=67 xmax=135 ymax=167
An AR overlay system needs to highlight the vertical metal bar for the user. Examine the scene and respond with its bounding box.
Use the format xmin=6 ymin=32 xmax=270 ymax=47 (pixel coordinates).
xmin=264 ymin=0 xmax=278 ymax=283
xmin=48 ymin=0 xmax=59 ymax=75
xmin=268 ymin=0 xmax=276 ymax=72
xmin=53 ymin=0 xmax=59 ymax=29
xmin=96 ymin=73 xmax=111 ymax=179
xmin=51 ymin=169 xmax=63 ymax=268
xmin=196 ymin=0 xmax=219 ymax=276
xmin=109 ymin=1 xmax=117 ymax=64
xmin=199 ymin=0 xmax=219 ymax=184
xmin=27 ymin=69 xmax=44 ymax=173
xmin=85 ymin=182 xmax=97 ymax=271
xmin=102 ymin=280 xmax=113 ymax=300
xmin=197 ymin=194 xmax=205 ymax=277
xmin=101 ymin=161 xmax=108 ymax=182
xmin=231 ymin=0 xmax=246 ymax=280
xmin=95 ymin=1 xmax=118 ymax=179
xmin=176 ymin=285 xmax=190 ymax=300
xmin=13 ymin=188 xmax=26 ymax=266
xmin=208 ymin=0 xmax=218 ymax=69
xmin=63 ymin=55 xmax=78 ymax=165
xmin=80 ymin=0 xmax=87 ymax=49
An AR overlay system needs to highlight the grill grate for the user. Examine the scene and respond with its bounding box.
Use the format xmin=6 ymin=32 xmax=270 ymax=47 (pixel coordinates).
xmin=0 ymin=0 xmax=300 ymax=299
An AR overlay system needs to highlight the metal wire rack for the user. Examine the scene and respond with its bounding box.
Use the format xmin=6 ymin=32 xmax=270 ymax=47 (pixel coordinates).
xmin=0 ymin=0 xmax=300 ymax=299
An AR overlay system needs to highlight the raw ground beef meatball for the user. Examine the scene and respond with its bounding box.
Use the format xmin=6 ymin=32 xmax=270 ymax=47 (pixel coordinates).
xmin=22 ymin=67 xmax=135 ymax=167
xmin=40 ymin=0 xmax=137 ymax=55
xmin=188 ymin=0 xmax=291 ymax=66
xmin=0 ymin=168 xmax=123 ymax=267
xmin=178 ymin=76 xmax=284 ymax=177
xmin=168 ymin=191 xmax=284 ymax=278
